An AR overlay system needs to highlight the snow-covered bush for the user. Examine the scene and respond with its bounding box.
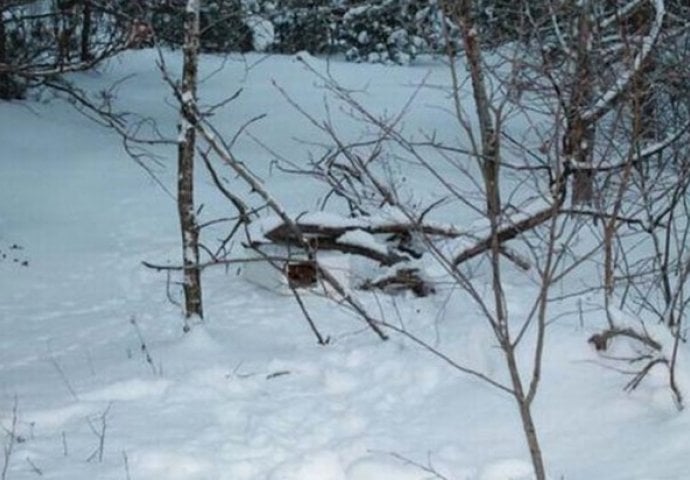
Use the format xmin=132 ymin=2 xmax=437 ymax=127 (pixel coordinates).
xmin=151 ymin=0 xmax=254 ymax=52
xmin=140 ymin=0 xmax=467 ymax=63
xmin=0 ymin=0 xmax=126 ymax=99
xmin=1 ymin=16 xmax=30 ymax=99
xmin=261 ymin=0 xmax=336 ymax=55
xmin=473 ymin=0 xmax=545 ymax=47
xmin=336 ymin=0 xmax=451 ymax=65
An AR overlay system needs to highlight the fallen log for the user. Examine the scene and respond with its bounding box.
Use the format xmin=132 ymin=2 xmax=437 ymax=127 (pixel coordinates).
xmin=453 ymin=201 xmax=562 ymax=266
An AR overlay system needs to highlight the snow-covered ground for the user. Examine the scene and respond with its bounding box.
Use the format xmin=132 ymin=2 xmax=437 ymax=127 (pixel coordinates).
xmin=1 ymin=50 xmax=689 ymax=479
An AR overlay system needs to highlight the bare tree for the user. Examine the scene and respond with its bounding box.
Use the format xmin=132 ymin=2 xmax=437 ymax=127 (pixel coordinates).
xmin=256 ymin=42 xmax=579 ymax=480
xmin=543 ymin=0 xmax=690 ymax=408
xmin=239 ymin=0 xmax=687 ymax=475
xmin=552 ymin=0 xmax=666 ymax=205
xmin=36 ymin=1 xmax=688 ymax=468
xmin=176 ymin=0 xmax=204 ymax=324
xmin=442 ymin=1 xmax=549 ymax=475
xmin=42 ymin=3 xmax=255 ymax=329
xmin=461 ymin=0 xmax=689 ymax=409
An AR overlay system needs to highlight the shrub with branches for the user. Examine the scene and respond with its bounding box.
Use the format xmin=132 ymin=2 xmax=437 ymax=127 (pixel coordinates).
xmin=0 ymin=0 xmax=133 ymax=100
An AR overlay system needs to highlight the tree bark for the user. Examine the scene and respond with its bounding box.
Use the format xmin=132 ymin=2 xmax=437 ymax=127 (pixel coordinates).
xmin=0 ymin=3 xmax=21 ymax=99
xmin=453 ymin=200 xmax=563 ymax=266
xmin=504 ymin=344 xmax=547 ymax=480
xmin=0 ymin=6 xmax=9 ymax=99
xmin=177 ymin=0 xmax=203 ymax=322
xmin=80 ymin=0 xmax=92 ymax=62
xmin=567 ymin=4 xmax=595 ymax=205
xmin=449 ymin=0 xmax=501 ymax=219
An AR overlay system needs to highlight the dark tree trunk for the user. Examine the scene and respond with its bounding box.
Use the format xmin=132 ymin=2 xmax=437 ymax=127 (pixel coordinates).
xmin=568 ymin=6 xmax=595 ymax=206
xmin=177 ymin=0 xmax=203 ymax=323
xmin=0 ymin=6 xmax=22 ymax=100
xmin=0 ymin=8 xmax=8 ymax=99
xmin=57 ymin=6 xmax=74 ymax=67
xmin=80 ymin=0 xmax=92 ymax=62
xmin=566 ymin=113 xmax=595 ymax=205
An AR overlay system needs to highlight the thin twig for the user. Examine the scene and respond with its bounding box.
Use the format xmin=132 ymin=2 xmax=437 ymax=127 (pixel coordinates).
xmin=48 ymin=356 xmax=79 ymax=401
xmin=1 ymin=397 xmax=18 ymax=480
xmin=130 ymin=317 xmax=158 ymax=375
xmin=25 ymin=457 xmax=42 ymax=477
xmin=86 ymin=404 xmax=111 ymax=463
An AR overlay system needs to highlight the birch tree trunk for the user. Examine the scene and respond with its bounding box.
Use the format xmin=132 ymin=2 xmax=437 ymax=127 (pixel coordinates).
xmin=177 ymin=0 xmax=203 ymax=323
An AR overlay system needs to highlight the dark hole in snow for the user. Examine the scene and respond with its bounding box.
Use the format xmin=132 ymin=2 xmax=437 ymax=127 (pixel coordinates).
xmin=285 ymin=261 xmax=317 ymax=288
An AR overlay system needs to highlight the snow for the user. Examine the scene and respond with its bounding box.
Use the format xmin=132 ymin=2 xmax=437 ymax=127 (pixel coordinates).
xmin=246 ymin=15 xmax=275 ymax=52
xmin=337 ymin=229 xmax=389 ymax=256
xmin=479 ymin=459 xmax=535 ymax=480
xmin=178 ymin=118 xmax=191 ymax=143
xmin=343 ymin=6 xmax=369 ymax=22
xmin=297 ymin=211 xmax=364 ymax=229
xmin=347 ymin=457 xmax=434 ymax=479
xmin=185 ymin=0 xmax=199 ymax=14
xmin=1 ymin=48 xmax=689 ymax=480
xmin=181 ymin=91 xmax=194 ymax=104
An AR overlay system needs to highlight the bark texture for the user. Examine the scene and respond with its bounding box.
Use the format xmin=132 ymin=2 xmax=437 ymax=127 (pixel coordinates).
xmin=177 ymin=0 xmax=203 ymax=321
xmin=80 ymin=0 xmax=92 ymax=62
xmin=567 ymin=5 xmax=595 ymax=205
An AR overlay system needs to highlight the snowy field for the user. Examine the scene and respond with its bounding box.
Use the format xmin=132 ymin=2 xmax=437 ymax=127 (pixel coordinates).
xmin=1 ymin=50 xmax=689 ymax=479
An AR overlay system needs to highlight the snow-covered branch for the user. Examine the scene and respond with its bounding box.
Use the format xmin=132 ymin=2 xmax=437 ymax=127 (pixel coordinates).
xmin=568 ymin=120 xmax=690 ymax=172
xmin=581 ymin=0 xmax=666 ymax=122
